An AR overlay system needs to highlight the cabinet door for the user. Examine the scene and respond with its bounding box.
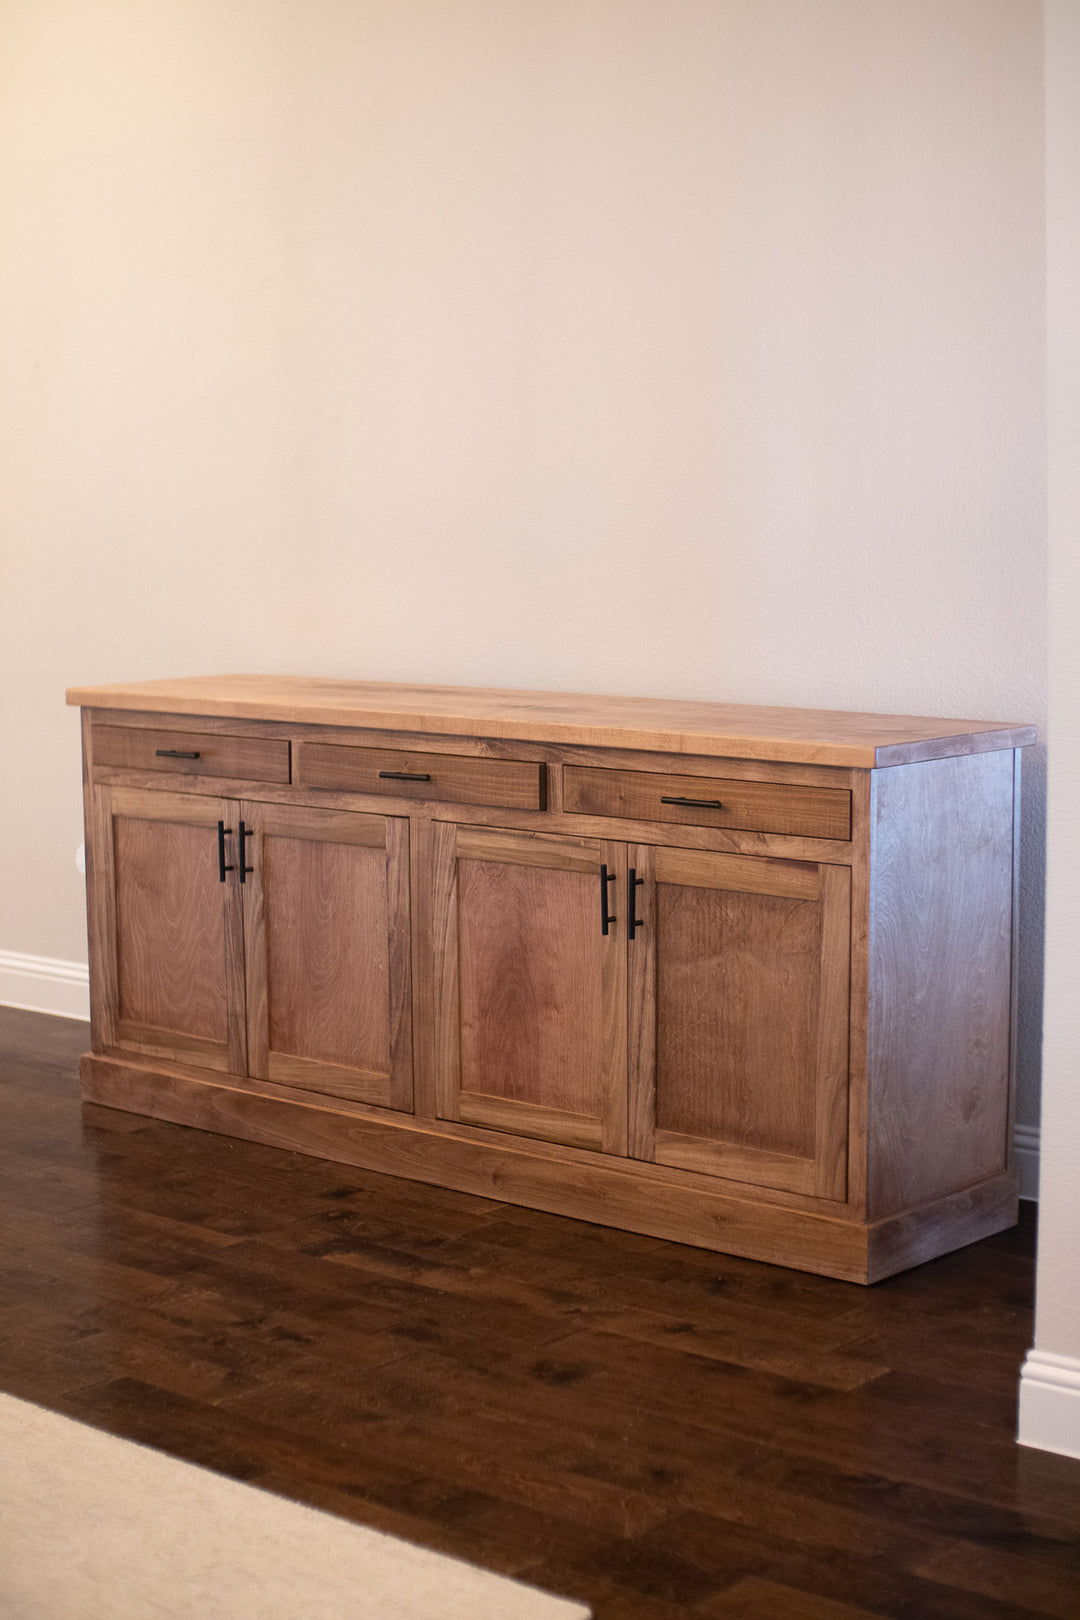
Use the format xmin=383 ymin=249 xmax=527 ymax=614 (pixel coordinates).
xmin=432 ymin=825 xmax=627 ymax=1153
xmin=241 ymin=803 xmax=412 ymax=1109
xmin=628 ymin=846 xmax=850 ymax=1199
xmin=90 ymin=786 xmax=246 ymax=1073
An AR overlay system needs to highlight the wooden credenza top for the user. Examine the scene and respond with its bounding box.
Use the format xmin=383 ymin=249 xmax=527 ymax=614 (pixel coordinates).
xmin=65 ymin=673 xmax=1036 ymax=768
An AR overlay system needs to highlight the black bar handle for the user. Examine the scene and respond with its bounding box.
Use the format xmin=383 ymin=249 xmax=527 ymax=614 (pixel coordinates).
xmin=157 ymin=748 xmax=201 ymax=760
xmin=378 ymin=770 xmax=432 ymax=782
xmin=660 ymin=795 xmax=723 ymax=810
xmin=599 ymin=863 xmax=616 ymax=936
xmin=217 ymin=821 xmax=234 ymax=883
xmin=238 ymin=820 xmax=254 ymax=884
xmin=628 ymin=868 xmax=644 ymax=939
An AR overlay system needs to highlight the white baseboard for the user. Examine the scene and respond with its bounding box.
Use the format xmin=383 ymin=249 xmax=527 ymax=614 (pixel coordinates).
xmin=1014 ymin=1123 xmax=1041 ymax=1201
xmin=0 ymin=951 xmax=89 ymax=1021
xmin=1018 ymin=1350 xmax=1080 ymax=1461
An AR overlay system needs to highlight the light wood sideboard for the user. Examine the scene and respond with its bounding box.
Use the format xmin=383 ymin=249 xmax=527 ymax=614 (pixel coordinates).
xmin=67 ymin=675 xmax=1036 ymax=1284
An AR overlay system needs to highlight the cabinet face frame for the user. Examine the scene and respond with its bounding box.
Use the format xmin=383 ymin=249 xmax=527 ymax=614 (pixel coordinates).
xmin=627 ymin=844 xmax=851 ymax=1200
xmin=89 ymin=784 xmax=247 ymax=1074
xmin=240 ymin=801 xmax=413 ymax=1111
xmin=430 ymin=822 xmax=629 ymax=1154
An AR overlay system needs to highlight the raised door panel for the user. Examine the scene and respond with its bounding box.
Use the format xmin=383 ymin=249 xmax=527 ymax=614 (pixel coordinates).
xmin=241 ymin=803 xmax=412 ymax=1109
xmin=629 ymin=845 xmax=850 ymax=1199
xmin=94 ymin=786 xmax=245 ymax=1073
xmin=432 ymin=825 xmax=627 ymax=1153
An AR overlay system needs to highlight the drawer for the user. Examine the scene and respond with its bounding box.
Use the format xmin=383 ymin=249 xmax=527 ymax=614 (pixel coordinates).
xmin=93 ymin=725 xmax=290 ymax=784
xmin=563 ymin=766 xmax=851 ymax=840
xmin=296 ymin=743 xmax=545 ymax=810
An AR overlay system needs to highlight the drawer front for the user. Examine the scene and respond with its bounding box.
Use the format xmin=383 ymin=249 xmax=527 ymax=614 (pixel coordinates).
xmin=94 ymin=725 xmax=290 ymax=784
xmin=563 ymin=766 xmax=851 ymax=840
xmin=296 ymin=743 xmax=545 ymax=810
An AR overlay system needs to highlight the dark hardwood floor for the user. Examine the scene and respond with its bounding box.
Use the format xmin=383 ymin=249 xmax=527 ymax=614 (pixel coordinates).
xmin=2 ymin=1006 xmax=1079 ymax=1619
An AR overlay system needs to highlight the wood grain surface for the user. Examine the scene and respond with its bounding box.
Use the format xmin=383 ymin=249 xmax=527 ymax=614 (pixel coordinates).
xmin=114 ymin=821 xmax=227 ymax=1041
xmin=632 ymin=848 xmax=850 ymax=1202
xmin=653 ymin=885 xmax=820 ymax=1158
xmin=296 ymin=742 xmax=544 ymax=809
xmin=458 ymin=1094 xmax=604 ymax=1153
xmin=93 ymin=724 xmax=290 ymax=784
xmin=867 ymin=752 xmax=1014 ymax=1218
xmin=434 ymin=826 xmax=627 ymax=1155
xmin=102 ymin=789 xmax=244 ymax=1074
xmin=457 ymin=858 xmax=606 ymax=1114
xmin=564 ymin=766 xmax=851 ymax=839
xmin=264 ymin=836 xmax=390 ymax=1070
xmin=654 ymin=847 xmax=822 ymax=901
xmin=241 ymin=805 xmax=412 ymax=1110
xmin=66 ymin=674 xmax=1037 ymax=767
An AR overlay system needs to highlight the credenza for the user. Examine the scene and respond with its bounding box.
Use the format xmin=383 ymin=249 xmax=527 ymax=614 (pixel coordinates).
xmin=67 ymin=675 xmax=1036 ymax=1283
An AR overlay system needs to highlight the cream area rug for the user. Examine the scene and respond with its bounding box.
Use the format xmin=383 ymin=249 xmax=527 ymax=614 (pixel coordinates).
xmin=0 ymin=1394 xmax=591 ymax=1619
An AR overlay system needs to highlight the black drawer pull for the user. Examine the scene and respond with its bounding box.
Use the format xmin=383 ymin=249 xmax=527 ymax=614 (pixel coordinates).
xmin=378 ymin=770 xmax=432 ymax=782
xmin=238 ymin=820 xmax=254 ymax=884
xmin=660 ymin=795 xmax=723 ymax=810
xmin=156 ymin=748 xmax=201 ymax=760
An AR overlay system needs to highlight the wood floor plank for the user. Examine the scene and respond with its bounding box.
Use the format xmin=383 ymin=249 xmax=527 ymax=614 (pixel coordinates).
xmin=694 ymin=1575 xmax=894 ymax=1617
xmin=218 ymin=1373 xmax=672 ymax=1540
xmin=912 ymin=1539 xmax=1080 ymax=1620
xmin=247 ymin=1464 xmax=612 ymax=1583
xmin=623 ymin=1509 xmax=1063 ymax=1619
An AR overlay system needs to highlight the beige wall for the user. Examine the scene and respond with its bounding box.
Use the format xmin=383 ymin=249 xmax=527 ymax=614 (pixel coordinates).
xmin=1018 ymin=0 xmax=1080 ymax=1449
xmin=0 ymin=3 xmax=1045 ymax=1115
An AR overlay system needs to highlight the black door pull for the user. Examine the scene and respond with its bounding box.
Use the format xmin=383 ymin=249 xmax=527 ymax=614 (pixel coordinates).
xmin=599 ymin=863 xmax=616 ymax=935
xmin=660 ymin=795 xmax=723 ymax=810
xmin=217 ymin=821 xmax=234 ymax=883
xmin=157 ymin=748 xmax=201 ymax=760
xmin=628 ymin=868 xmax=644 ymax=939
xmin=238 ymin=821 xmax=254 ymax=883
xmin=378 ymin=770 xmax=432 ymax=782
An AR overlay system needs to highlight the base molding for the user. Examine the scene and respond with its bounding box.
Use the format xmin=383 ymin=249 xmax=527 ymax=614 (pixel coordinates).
xmin=1014 ymin=1124 xmax=1041 ymax=1201
xmin=80 ymin=1050 xmax=1018 ymax=1285
xmin=1018 ymin=1350 xmax=1080 ymax=1461
xmin=0 ymin=952 xmax=89 ymax=1021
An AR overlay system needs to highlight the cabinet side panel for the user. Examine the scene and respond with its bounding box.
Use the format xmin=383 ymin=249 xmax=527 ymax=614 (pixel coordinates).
xmin=846 ymin=771 xmax=873 ymax=1215
xmin=867 ymin=751 xmax=1014 ymax=1217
